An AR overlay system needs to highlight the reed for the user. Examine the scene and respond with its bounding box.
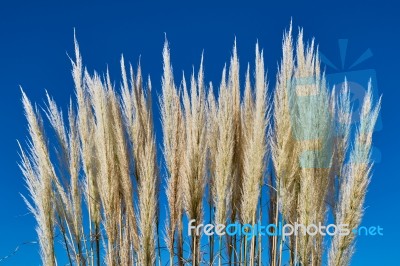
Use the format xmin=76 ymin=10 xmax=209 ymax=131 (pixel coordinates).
xmin=19 ymin=26 xmax=380 ymax=266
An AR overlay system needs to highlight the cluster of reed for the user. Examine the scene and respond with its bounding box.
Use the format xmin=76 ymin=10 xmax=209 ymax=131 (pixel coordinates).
xmin=19 ymin=25 xmax=380 ymax=266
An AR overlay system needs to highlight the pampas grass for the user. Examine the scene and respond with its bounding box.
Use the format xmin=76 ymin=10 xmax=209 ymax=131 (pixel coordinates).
xmin=181 ymin=58 xmax=208 ymax=266
xmin=161 ymin=41 xmax=185 ymax=266
xmin=329 ymin=84 xmax=381 ymax=266
xmin=240 ymin=43 xmax=269 ymax=266
xmin=20 ymin=91 xmax=56 ymax=266
xmin=19 ymin=26 xmax=381 ymax=266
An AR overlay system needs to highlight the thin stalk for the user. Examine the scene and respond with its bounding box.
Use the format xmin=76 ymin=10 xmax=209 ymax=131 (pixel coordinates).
xmin=90 ymin=222 xmax=94 ymax=266
xmin=87 ymin=192 xmax=94 ymax=266
xmin=278 ymin=233 xmax=284 ymax=266
xmin=210 ymin=206 xmax=214 ymax=264
xmin=81 ymin=226 xmax=90 ymax=266
xmin=192 ymin=233 xmax=197 ymax=266
xmin=258 ymin=191 xmax=262 ymax=266
xmin=57 ymin=215 xmax=73 ymax=266
xmin=249 ymin=219 xmax=256 ymax=266
xmin=294 ymin=222 xmax=298 ymax=266
xmin=232 ymin=234 xmax=236 ymax=266
xmin=289 ymin=235 xmax=295 ymax=266
xmin=77 ymin=241 xmax=84 ymax=265
xmin=251 ymin=235 xmax=256 ymax=266
xmin=218 ymin=235 xmax=222 ymax=266
xmin=272 ymin=179 xmax=280 ymax=266
xmin=157 ymin=222 xmax=162 ymax=266
xmin=240 ymin=235 xmax=244 ymax=266
xmin=169 ymin=244 xmax=174 ymax=266
xmin=95 ymin=222 xmax=100 ymax=266
xmin=178 ymin=222 xmax=183 ymax=266
xmin=244 ymin=236 xmax=248 ymax=266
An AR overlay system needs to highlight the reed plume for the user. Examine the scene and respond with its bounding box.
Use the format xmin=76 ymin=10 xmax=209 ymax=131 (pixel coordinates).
xmin=160 ymin=41 xmax=185 ymax=266
xmin=328 ymin=84 xmax=381 ymax=266
xmin=240 ymin=43 xmax=269 ymax=265
xmin=20 ymin=91 xmax=56 ymax=266
xmin=121 ymin=59 xmax=158 ymax=265
xmin=71 ymin=37 xmax=102 ymax=266
xmin=44 ymin=92 xmax=85 ymax=264
xmin=210 ymin=65 xmax=234 ymax=265
xmin=240 ymin=43 xmax=268 ymax=225
xmin=227 ymin=43 xmax=244 ymax=264
xmin=293 ymin=31 xmax=334 ymax=265
xmin=181 ymin=58 xmax=208 ymax=265
xmin=271 ymin=24 xmax=301 ymax=266
xmin=213 ymin=65 xmax=234 ymax=226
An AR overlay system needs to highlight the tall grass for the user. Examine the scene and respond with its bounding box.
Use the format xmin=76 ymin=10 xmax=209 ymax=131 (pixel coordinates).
xmin=19 ymin=26 xmax=380 ymax=266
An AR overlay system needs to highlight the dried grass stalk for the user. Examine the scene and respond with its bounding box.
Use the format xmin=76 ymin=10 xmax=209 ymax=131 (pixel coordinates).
xmin=329 ymin=85 xmax=381 ymax=266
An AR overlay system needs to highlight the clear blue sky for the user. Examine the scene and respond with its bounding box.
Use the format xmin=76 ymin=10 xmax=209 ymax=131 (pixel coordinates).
xmin=0 ymin=1 xmax=398 ymax=265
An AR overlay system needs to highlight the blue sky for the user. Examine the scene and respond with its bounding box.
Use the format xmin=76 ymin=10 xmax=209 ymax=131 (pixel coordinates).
xmin=0 ymin=1 xmax=399 ymax=265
